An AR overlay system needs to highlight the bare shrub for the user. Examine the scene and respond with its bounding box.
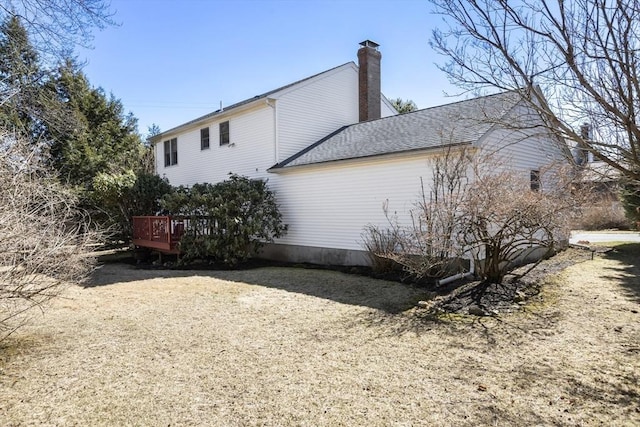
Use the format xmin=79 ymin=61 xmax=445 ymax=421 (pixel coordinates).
xmin=460 ymin=159 xmax=578 ymax=283
xmin=381 ymin=149 xmax=470 ymax=280
xmin=366 ymin=148 xmax=581 ymax=284
xmin=361 ymin=205 xmax=404 ymax=274
xmin=0 ymin=131 xmax=98 ymax=339
xmin=576 ymin=200 xmax=630 ymax=231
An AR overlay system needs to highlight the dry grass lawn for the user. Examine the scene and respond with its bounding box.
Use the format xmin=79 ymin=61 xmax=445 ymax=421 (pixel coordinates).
xmin=1 ymin=245 xmax=639 ymax=426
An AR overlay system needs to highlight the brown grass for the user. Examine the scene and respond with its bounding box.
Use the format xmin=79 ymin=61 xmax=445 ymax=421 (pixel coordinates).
xmin=1 ymin=247 xmax=639 ymax=426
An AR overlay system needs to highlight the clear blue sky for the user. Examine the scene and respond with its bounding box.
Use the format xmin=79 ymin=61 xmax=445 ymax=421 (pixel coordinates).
xmin=76 ymin=0 xmax=458 ymax=137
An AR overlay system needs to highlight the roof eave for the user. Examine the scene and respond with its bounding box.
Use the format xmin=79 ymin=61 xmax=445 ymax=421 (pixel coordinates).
xmin=150 ymin=62 xmax=357 ymax=144
xmin=150 ymin=97 xmax=271 ymax=143
xmin=267 ymin=141 xmax=473 ymax=173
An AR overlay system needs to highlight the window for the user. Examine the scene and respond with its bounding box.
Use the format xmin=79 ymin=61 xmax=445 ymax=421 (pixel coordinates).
xmin=200 ymin=127 xmax=210 ymax=150
xmin=164 ymin=137 xmax=178 ymax=166
xmin=219 ymin=121 xmax=230 ymax=146
xmin=530 ymin=169 xmax=540 ymax=191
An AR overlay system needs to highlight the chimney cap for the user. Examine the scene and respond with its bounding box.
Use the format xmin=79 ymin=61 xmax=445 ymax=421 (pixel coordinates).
xmin=359 ymin=40 xmax=380 ymax=49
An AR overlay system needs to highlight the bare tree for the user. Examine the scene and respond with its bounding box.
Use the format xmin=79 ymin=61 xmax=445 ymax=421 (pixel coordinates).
xmin=0 ymin=0 xmax=114 ymax=60
xmin=429 ymin=0 xmax=640 ymax=182
xmin=0 ymin=131 xmax=99 ymax=339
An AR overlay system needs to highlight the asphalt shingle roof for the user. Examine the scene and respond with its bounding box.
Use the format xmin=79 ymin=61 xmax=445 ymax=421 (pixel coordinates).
xmin=272 ymin=91 xmax=522 ymax=169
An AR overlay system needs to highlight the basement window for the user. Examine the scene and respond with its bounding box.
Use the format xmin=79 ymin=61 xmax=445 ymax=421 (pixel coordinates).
xmin=200 ymin=127 xmax=210 ymax=150
xmin=164 ymin=137 xmax=178 ymax=166
xmin=219 ymin=121 xmax=230 ymax=146
xmin=530 ymin=169 xmax=540 ymax=191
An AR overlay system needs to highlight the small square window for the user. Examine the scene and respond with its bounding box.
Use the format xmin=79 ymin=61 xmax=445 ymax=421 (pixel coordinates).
xmin=219 ymin=121 xmax=230 ymax=146
xmin=200 ymin=127 xmax=210 ymax=150
xmin=164 ymin=138 xmax=178 ymax=166
xmin=530 ymin=170 xmax=540 ymax=191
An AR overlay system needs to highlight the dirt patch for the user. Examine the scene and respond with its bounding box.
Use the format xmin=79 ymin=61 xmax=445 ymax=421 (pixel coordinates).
xmin=1 ymin=245 xmax=639 ymax=426
xmin=433 ymin=247 xmax=595 ymax=315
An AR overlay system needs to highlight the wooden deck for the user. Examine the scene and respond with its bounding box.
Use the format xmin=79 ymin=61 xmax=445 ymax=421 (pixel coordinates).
xmin=132 ymin=216 xmax=185 ymax=254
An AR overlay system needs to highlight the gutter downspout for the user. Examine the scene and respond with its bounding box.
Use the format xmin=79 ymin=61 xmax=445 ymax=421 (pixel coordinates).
xmin=266 ymin=98 xmax=278 ymax=164
xmin=436 ymin=255 xmax=475 ymax=287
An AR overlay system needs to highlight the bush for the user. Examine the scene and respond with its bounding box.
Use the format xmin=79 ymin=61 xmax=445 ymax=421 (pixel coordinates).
xmin=0 ymin=131 xmax=98 ymax=339
xmin=575 ymin=200 xmax=630 ymax=230
xmin=160 ymin=174 xmax=287 ymax=266
xmin=361 ymin=224 xmax=403 ymax=274
xmin=366 ymin=149 xmax=579 ymax=284
xmin=92 ymin=171 xmax=173 ymax=240
xmin=620 ymin=178 xmax=640 ymax=228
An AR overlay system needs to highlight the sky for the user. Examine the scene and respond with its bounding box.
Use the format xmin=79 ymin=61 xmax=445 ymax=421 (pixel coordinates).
xmin=76 ymin=0 xmax=459 ymax=137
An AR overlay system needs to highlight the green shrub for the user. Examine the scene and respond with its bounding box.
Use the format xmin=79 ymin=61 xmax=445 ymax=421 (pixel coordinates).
xmin=620 ymin=178 xmax=640 ymax=228
xmin=92 ymin=171 xmax=173 ymax=240
xmin=160 ymin=174 xmax=287 ymax=266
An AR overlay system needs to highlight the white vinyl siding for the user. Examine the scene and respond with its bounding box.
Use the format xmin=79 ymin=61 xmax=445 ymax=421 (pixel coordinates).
xmin=157 ymin=104 xmax=274 ymax=186
xmin=155 ymin=62 xmax=400 ymax=187
xmin=476 ymin=102 xmax=567 ymax=188
xmin=269 ymin=153 xmax=438 ymax=251
xmin=381 ymin=96 xmax=398 ymax=118
xmin=276 ymin=64 xmax=359 ymax=162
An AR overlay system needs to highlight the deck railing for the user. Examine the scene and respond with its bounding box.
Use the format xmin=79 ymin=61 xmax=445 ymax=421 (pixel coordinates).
xmin=132 ymin=216 xmax=186 ymax=254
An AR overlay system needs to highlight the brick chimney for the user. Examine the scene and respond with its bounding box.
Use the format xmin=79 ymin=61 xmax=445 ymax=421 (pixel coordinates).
xmin=576 ymin=122 xmax=591 ymax=166
xmin=358 ymin=40 xmax=381 ymax=122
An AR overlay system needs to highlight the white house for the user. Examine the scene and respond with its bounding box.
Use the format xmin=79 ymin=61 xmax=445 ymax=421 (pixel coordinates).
xmin=151 ymin=40 xmax=567 ymax=265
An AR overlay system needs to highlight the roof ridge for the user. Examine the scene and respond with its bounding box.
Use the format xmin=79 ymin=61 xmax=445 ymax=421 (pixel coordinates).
xmin=349 ymin=90 xmax=520 ymax=127
xmin=272 ymin=90 xmax=526 ymax=169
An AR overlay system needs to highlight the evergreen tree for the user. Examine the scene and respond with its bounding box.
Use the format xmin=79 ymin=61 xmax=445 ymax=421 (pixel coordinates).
xmin=49 ymin=60 xmax=144 ymax=189
xmin=620 ymin=177 xmax=640 ymax=228
xmin=391 ymin=98 xmax=418 ymax=114
xmin=0 ymin=16 xmax=49 ymax=140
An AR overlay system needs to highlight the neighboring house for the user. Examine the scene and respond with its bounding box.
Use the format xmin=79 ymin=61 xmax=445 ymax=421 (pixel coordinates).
xmin=150 ymin=40 xmax=567 ymax=266
xmin=572 ymin=123 xmax=621 ymax=194
xmin=570 ymin=124 xmax=626 ymax=229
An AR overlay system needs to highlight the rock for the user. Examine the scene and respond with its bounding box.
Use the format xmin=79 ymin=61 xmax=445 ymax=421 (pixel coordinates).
xmin=417 ymin=300 xmax=430 ymax=308
xmin=468 ymin=305 xmax=486 ymax=316
xmin=514 ymin=290 xmax=527 ymax=303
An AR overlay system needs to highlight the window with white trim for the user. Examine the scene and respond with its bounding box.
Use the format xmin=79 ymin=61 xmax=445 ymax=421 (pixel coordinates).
xmin=164 ymin=137 xmax=178 ymax=166
xmin=200 ymin=127 xmax=210 ymax=150
xmin=530 ymin=169 xmax=540 ymax=191
xmin=219 ymin=121 xmax=230 ymax=146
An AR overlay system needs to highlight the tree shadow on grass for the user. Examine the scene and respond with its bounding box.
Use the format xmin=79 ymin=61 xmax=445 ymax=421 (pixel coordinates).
xmin=599 ymin=243 xmax=640 ymax=303
xmin=84 ymin=262 xmax=434 ymax=315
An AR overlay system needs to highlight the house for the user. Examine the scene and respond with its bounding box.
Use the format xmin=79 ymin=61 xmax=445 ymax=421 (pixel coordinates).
xmin=150 ymin=40 xmax=567 ymax=266
xmin=571 ymin=123 xmax=627 ymax=229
